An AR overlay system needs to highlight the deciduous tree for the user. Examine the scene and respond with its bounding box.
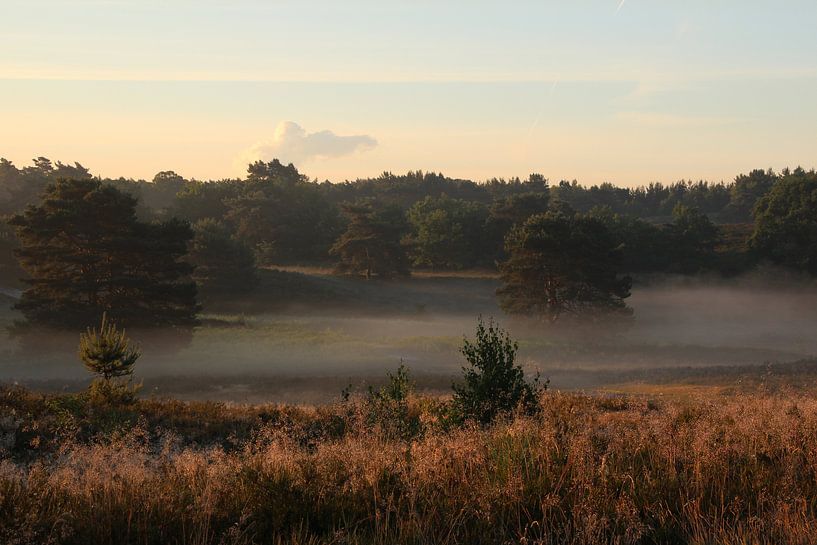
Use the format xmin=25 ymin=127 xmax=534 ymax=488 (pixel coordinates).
xmin=406 ymin=195 xmax=489 ymax=269
xmin=226 ymin=160 xmax=342 ymax=264
xmin=751 ymin=169 xmax=817 ymax=274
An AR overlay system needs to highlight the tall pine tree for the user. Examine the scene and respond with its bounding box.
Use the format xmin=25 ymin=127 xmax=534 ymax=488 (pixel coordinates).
xmin=498 ymin=212 xmax=632 ymax=323
xmin=331 ymin=201 xmax=410 ymax=279
xmin=9 ymin=178 xmax=199 ymax=329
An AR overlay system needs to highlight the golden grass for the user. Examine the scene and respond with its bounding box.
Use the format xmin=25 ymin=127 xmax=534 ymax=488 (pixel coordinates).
xmin=597 ymin=383 xmax=728 ymax=398
xmin=3 ymin=386 xmax=817 ymax=544
xmin=266 ymin=266 xmax=500 ymax=279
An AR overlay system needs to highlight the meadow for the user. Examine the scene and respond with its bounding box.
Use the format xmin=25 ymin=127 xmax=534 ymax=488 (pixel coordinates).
xmin=2 ymin=269 xmax=817 ymax=402
xmin=4 ymin=272 xmax=817 ymax=544
xmin=4 ymin=384 xmax=817 ymax=545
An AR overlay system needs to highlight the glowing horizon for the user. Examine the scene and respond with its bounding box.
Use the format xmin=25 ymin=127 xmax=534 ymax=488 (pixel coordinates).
xmin=2 ymin=0 xmax=816 ymax=186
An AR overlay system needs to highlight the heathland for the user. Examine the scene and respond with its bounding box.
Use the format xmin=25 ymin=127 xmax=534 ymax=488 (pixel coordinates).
xmin=3 ymin=160 xmax=817 ymax=544
xmin=4 ymin=382 xmax=817 ymax=544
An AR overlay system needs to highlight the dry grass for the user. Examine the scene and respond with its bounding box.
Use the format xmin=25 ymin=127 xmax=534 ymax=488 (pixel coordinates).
xmin=268 ymin=266 xmax=500 ymax=279
xmin=3 ymin=385 xmax=817 ymax=544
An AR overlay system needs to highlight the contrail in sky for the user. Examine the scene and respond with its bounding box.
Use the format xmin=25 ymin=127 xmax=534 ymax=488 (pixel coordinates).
xmin=524 ymin=75 xmax=560 ymax=153
xmin=616 ymin=0 xmax=626 ymax=13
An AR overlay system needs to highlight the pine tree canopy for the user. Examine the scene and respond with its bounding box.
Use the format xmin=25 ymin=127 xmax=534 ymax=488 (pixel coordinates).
xmin=330 ymin=201 xmax=410 ymax=279
xmin=497 ymin=211 xmax=632 ymax=323
xmin=9 ymin=178 xmax=199 ymax=329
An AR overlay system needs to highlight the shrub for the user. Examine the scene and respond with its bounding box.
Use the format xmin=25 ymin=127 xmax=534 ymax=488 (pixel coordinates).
xmin=86 ymin=378 xmax=141 ymax=407
xmin=78 ymin=313 xmax=142 ymax=404
xmin=451 ymin=317 xmax=545 ymax=425
xmin=364 ymin=363 xmax=423 ymax=439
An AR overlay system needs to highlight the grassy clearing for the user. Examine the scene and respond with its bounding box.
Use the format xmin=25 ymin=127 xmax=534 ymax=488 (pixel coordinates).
xmin=271 ymin=266 xmax=500 ymax=279
xmin=3 ymin=385 xmax=817 ymax=544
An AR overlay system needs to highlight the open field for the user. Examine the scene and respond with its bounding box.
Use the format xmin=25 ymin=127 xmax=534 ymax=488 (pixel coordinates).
xmin=2 ymin=270 xmax=817 ymax=402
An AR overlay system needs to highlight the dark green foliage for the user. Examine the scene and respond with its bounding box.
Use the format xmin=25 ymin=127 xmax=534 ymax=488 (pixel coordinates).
xmin=498 ymin=212 xmax=632 ymax=322
xmin=246 ymin=158 xmax=305 ymax=184
xmin=551 ymin=180 xmax=631 ymax=215
xmin=0 ymin=219 xmax=23 ymax=287
xmin=0 ymin=157 xmax=92 ymax=215
xmin=489 ymin=192 xmax=551 ymax=227
xmin=665 ymin=204 xmax=720 ymax=274
xmin=723 ymin=169 xmax=778 ymax=222
xmin=8 ymin=178 xmax=199 ymax=329
xmin=406 ymin=195 xmax=489 ymax=269
xmin=0 ymin=158 xmax=40 ymax=216
xmin=173 ymin=179 xmax=240 ymax=223
xmin=451 ymin=317 xmax=543 ymax=425
xmin=323 ymin=169 xmax=489 ymax=208
xmin=621 ymin=179 xmax=732 ymax=218
xmin=712 ymin=222 xmax=756 ymax=275
xmin=486 ymin=192 xmax=551 ymax=261
xmin=588 ymin=206 xmax=672 ymax=273
xmin=550 ymin=178 xmax=728 ymax=218
xmin=188 ymin=218 xmax=258 ymax=297
xmin=225 ymin=160 xmax=343 ymax=264
xmin=141 ymin=170 xmax=187 ymax=215
xmin=0 ymin=157 xmax=811 ymax=278
xmin=751 ymin=168 xmax=817 ymax=274
xmin=590 ymin=205 xmax=721 ymax=275
xmin=78 ymin=313 xmax=141 ymax=381
xmin=331 ymin=201 xmax=410 ymax=279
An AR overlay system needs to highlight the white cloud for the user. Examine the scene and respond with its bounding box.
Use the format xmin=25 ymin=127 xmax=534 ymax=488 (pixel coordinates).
xmin=236 ymin=121 xmax=377 ymax=171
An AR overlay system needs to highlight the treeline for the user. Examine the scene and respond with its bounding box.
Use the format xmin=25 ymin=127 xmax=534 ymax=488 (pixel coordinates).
xmin=0 ymin=158 xmax=799 ymax=275
xmin=2 ymin=156 xmax=817 ymax=329
xmin=0 ymin=158 xmax=772 ymax=221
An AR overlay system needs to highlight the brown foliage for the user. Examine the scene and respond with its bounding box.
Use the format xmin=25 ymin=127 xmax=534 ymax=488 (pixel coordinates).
xmin=3 ymin=386 xmax=817 ymax=544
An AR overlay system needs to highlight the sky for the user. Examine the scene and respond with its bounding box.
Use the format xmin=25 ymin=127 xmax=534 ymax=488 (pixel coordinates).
xmin=1 ymin=0 xmax=816 ymax=185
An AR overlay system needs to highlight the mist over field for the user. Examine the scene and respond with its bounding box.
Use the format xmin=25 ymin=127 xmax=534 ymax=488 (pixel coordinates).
xmin=6 ymin=2 xmax=817 ymax=542
xmin=3 ymin=271 xmax=815 ymax=403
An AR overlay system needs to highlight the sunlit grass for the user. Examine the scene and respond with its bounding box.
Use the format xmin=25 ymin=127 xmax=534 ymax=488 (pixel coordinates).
xmin=3 ymin=386 xmax=817 ymax=544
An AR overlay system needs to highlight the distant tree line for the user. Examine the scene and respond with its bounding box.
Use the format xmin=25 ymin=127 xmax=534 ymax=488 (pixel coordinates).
xmin=1 ymin=156 xmax=816 ymax=328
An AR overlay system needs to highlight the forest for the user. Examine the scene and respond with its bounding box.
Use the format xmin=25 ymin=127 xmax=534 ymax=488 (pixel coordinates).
xmin=1 ymin=158 xmax=812 ymax=287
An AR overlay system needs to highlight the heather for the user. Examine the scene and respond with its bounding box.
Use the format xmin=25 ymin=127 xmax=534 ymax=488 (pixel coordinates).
xmin=3 ymin=385 xmax=817 ymax=545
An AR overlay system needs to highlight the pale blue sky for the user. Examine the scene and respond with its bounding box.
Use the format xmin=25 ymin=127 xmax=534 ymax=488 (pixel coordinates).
xmin=1 ymin=0 xmax=816 ymax=183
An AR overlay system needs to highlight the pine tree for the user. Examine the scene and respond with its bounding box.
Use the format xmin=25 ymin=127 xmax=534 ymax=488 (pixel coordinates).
xmin=78 ymin=312 xmax=141 ymax=381
xmin=188 ymin=218 xmax=258 ymax=297
xmin=9 ymin=178 xmax=199 ymax=329
xmin=498 ymin=212 xmax=632 ymax=323
xmin=225 ymin=160 xmax=342 ymax=264
xmin=330 ymin=201 xmax=410 ymax=279
xmin=451 ymin=317 xmax=544 ymax=425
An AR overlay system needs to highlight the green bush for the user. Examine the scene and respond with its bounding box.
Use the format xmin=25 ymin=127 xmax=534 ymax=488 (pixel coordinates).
xmin=451 ymin=317 xmax=546 ymax=425
xmin=78 ymin=313 xmax=142 ymax=405
xmin=364 ymin=363 xmax=423 ymax=440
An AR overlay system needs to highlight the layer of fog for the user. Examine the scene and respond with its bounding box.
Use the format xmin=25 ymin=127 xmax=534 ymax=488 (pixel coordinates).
xmin=2 ymin=273 xmax=817 ymax=400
